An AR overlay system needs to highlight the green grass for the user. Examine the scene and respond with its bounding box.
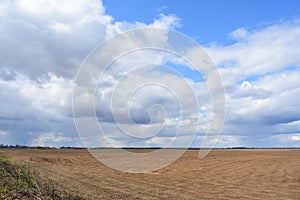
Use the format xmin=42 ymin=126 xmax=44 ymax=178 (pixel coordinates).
xmin=0 ymin=155 xmax=84 ymax=200
xmin=0 ymin=155 xmax=11 ymax=161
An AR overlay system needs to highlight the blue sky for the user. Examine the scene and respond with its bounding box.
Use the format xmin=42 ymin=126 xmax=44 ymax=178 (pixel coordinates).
xmin=0 ymin=0 xmax=300 ymax=148
xmin=103 ymin=0 xmax=300 ymax=44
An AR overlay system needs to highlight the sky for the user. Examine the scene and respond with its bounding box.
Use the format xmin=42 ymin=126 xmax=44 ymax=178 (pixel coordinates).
xmin=0 ymin=0 xmax=300 ymax=148
xmin=103 ymin=0 xmax=300 ymax=45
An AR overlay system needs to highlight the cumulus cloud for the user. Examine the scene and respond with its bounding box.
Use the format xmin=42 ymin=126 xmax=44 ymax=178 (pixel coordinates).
xmin=208 ymin=21 xmax=300 ymax=78
xmin=0 ymin=0 xmax=112 ymax=78
xmin=206 ymin=20 xmax=300 ymax=146
xmin=0 ymin=0 xmax=199 ymax=147
xmin=75 ymin=46 xmax=212 ymax=147
xmin=0 ymin=72 xmax=73 ymax=121
xmin=1 ymin=0 xmax=299 ymax=148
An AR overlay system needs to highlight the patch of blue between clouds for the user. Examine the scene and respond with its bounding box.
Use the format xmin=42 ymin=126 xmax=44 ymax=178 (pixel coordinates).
xmin=158 ymin=61 xmax=205 ymax=83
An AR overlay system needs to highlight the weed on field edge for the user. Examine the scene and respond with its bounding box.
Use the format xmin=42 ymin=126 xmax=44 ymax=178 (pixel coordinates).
xmin=0 ymin=155 xmax=84 ymax=200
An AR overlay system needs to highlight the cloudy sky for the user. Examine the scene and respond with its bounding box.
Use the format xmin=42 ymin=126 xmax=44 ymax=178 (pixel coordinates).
xmin=0 ymin=0 xmax=300 ymax=148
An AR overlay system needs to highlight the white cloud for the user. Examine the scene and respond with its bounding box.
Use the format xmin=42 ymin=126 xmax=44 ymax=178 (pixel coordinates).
xmin=151 ymin=14 xmax=181 ymax=29
xmin=217 ymin=135 xmax=247 ymax=146
xmin=106 ymin=14 xmax=180 ymax=38
xmin=0 ymin=0 xmax=195 ymax=147
xmin=96 ymin=19 xmax=300 ymax=148
xmin=288 ymin=135 xmax=300 ymax=141
xmin=0 ymin=0 xmax=112 ymax=78
xmin=205 ymin=20 xmax=300 ymax=139
xmin=229 ymin=28 xmax=249 ymax=40
xmin=265 ymin=133 xmax=300 ymax=147
xmin=1 ymin=0 xmax=300 ymax=148
xmin=80 ymin=52 xmax=212 ymax=147
xmin=208 ymin=21 xmax=300 ymax=79
xmin=0 ymin=72 xmax=73 ymax=121
xmin=48 ymin=22 xmax=72 ymax=33
xmin=32 ymin=132 xmax=73 ymax=147
xmin=0 ymin=130 xmax=9 ymax=136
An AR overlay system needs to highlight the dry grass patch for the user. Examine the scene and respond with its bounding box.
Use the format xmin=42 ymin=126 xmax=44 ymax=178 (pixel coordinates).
xmin=0 ymin=155 xmax=84 ymax=200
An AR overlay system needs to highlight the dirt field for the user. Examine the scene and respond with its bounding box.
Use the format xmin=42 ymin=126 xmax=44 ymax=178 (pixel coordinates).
xmin=1 ymin=149 xmax=300 ymax=199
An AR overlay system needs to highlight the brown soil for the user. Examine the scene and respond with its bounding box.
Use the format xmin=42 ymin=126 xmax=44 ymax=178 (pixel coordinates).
xmin=1 ymin=149 xmax=300 ymax=199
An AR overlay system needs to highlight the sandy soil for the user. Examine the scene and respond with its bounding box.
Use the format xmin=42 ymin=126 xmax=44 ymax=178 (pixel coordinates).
xmin=1 ymin=149 xmax=300 ymax=199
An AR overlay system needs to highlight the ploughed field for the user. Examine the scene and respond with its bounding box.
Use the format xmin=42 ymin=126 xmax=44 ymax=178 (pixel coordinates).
xmin=1 ymin=149 xmax=300 ymax=199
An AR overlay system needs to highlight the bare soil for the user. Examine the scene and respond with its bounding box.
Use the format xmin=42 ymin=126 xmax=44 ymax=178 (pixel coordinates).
xmin=1 ymin=149 xmax=300 ymax=199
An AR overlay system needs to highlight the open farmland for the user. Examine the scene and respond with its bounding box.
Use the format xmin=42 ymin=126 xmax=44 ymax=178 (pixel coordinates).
xmin=1 ymin=149 xmax=300 ymax=199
